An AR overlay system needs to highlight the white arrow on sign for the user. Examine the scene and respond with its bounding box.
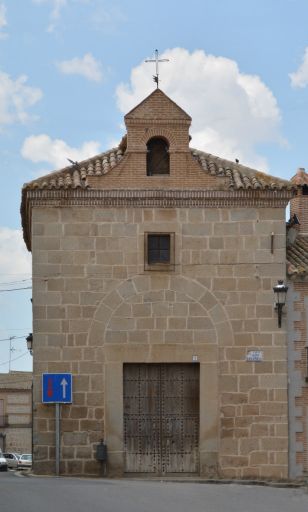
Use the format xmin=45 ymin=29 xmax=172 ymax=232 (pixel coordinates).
xmin=60 ymin=378 xmax=68 ymax=399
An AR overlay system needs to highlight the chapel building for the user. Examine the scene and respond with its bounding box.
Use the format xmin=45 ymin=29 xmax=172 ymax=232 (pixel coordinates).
xmin=21 ymin=89 xmax=296 ymax=479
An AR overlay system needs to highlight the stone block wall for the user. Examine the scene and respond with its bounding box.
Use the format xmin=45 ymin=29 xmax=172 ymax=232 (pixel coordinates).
xmin=31 ymin=205 xmax=288 ymax=478
xmin=0 ymin=389 xmax=32 ymax=454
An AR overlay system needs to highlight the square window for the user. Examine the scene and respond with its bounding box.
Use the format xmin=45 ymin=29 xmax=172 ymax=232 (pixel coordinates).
xmin=145 ymin=233 xmax=175 ymax=271
xmin=148 ymin=234 xmax=170 ymax=264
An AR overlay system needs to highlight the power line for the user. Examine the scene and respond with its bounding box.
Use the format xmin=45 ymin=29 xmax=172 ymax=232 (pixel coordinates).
xmin=0 ymin=278 xmax=31 ymax=286
xmin=0 ymin=286 xmax=32 ymax=292
xmin=0 ymin=335 xmax=28 ymax=342
xmin=0 ymin=351 xmax=29 ymax=367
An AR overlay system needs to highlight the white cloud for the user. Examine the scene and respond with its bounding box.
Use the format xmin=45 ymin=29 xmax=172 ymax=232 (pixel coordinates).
xmin=0 ymin=2 xmax=8 ymax=39
xmin=0 ymin=72 xmax=42 ymax=127
xmin=56 ymin=53 xmax=103 ymax=82
xmin=116 ymin=48 xmax=284 ymax=170
xmin=0 ymin=228 xmax=31 ymax=276
xmin=32 ymin=0 xmax=67 ymax=32
xmin=33 ymin=0 xmax=125 ymax=35
xmin=21 ymin=134 xmax=101 ymax=169
xmin=289 ymin=47 xmax=308 ymax=88
xmin=90 ymin=3 xmax=126 ymax=33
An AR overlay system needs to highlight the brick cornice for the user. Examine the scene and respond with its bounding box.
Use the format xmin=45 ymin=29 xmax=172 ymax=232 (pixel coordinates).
xmin=125 ymin=119 xmax=191 ymax=126
xmin=27 ymin=187 xmax=293 ymax=201
xmin=25 ymin=187 xmax=293 ymax=210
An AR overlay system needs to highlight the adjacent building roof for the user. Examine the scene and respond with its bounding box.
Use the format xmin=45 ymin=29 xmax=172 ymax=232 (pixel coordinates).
xmin=22 ymin=146 xmax=294 ymax=192
xmin=0 ymin=371 xmax=32 ymax=390
xmin=291 ymin=168 xmax=308 ymax=186
xmin=287 ymin=236 xmax=308 ymax=277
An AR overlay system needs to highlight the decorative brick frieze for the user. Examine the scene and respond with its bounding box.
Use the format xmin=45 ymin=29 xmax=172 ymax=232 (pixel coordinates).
xmin=26 ymin=188 xmax=294 ymax=207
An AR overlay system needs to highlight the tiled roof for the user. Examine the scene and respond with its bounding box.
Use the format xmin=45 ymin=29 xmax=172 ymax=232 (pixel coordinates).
xmin=291 ymin=168 xmax=308 ymax=186
xmin=22 ymin=143 xmax=295 ymax=192
xmin=23 ymin=147 xmax=124 ymax=190
xmin=0 ymin=371 xmax=32 ymax=390
xmin=287 ymin=236 xmax=308 ymax=277
xmin=191 ymin=149 xmax=294 ymax=191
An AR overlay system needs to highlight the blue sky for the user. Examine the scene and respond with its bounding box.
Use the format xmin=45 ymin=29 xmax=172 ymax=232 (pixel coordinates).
xmin=1 ymin=0 xmax=308 ymax=372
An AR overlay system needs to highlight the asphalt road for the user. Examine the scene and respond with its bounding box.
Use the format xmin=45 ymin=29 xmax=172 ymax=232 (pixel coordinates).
xmin=1 ymin=471 xmax=308 ymax=512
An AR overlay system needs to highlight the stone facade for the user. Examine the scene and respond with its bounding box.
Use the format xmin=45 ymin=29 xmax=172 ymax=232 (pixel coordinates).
xmin=0 ymin=372 xmax=32 ymax=454
xmin=22 ymin=89 xmax=295 ymax=478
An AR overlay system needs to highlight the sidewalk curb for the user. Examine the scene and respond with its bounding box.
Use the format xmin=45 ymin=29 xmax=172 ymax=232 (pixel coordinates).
xmin=17 ymin=471 xmax=308 ymax=489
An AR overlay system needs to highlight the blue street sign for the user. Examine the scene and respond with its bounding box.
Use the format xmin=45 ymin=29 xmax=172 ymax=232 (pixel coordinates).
xmin=42 ymin=373 xmax=73 ymax=404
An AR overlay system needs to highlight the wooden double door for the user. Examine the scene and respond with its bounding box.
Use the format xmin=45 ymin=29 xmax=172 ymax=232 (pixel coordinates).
xmin=123 ymin=363 xmax=199 ymax=474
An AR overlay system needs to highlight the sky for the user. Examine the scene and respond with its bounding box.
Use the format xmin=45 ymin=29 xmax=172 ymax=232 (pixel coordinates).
xmin=1 ymin=0 xmax=308 ymax=373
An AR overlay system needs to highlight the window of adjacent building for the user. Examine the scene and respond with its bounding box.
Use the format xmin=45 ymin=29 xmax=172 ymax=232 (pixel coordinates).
xmin=144 ymin=233 xmax=175 ymax=271
xmin=146 ymin=137 xmax=170 ymax=176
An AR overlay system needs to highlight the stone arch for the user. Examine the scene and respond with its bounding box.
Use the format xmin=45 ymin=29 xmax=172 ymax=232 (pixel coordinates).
xmin=88 ymin=274 xmax=233 ymax=348
xmin=139 ymin=127 xmax=177 ymax=149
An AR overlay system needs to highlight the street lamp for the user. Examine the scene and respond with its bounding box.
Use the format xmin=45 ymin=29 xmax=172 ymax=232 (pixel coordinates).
xmin=273 ymin=280 xmax=288 ymax=328
xmin=26 ymin=333 xmax=33 ymax=355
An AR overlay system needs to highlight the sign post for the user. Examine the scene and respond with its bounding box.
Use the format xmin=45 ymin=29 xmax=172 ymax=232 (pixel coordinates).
xmin=55 ymin=403 xmax=60 ymax=476
xmin=42 ymin=373 xmax=73 ymax=476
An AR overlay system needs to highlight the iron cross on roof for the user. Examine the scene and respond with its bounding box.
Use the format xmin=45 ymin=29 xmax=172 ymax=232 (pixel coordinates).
xmin=145 ymin=49 xmax=169 ymax=88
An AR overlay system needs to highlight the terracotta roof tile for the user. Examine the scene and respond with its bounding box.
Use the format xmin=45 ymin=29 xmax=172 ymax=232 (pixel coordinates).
xmin=191 ymin=149 xmax=294 ymax=191
xmin=22 ymin=143 xmax=294 ymax=193
xmin=287 ymin=236 xmax=308 ymax=277
xmin=23 ymin=147 xmax=124 ymax=191
xmin=290 ymin=168 xmax=308 ymax=186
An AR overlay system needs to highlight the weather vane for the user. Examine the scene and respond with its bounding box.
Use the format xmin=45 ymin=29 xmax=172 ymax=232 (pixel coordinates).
xmin=145 ymin=49 xmax=169 ymax=88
